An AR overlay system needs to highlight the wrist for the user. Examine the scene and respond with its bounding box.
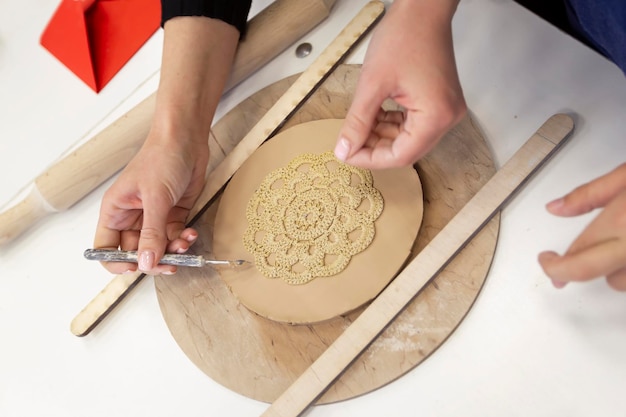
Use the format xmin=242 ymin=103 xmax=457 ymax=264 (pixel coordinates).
xmin=391 ymin=0 xmax=459 ymax=26
xmin=150 ymin=16 xmax=240 ymax=147
xmin=150 ymin=100 xmax=212 ymax=146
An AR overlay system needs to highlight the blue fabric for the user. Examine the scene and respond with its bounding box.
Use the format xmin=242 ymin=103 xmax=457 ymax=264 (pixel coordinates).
xmin=565 ymin=0 xmax=626 ymax=75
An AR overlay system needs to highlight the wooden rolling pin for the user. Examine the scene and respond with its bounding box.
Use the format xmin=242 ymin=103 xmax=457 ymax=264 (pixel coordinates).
xmin=0 ymin=0 xmax=337 ymax=246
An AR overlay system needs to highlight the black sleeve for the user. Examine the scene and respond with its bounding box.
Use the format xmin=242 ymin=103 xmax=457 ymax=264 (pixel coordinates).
xmin=160 ymin=0 xmax=253 ymax=37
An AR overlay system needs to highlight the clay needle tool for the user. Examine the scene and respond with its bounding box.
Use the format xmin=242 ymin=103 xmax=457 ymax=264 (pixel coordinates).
xmin=83 ymin=249 xmax=251 ymax=268
xmin=262 ymin=114 xmax=575 ymax=417
xmin=70 ymin=1 xmax=386 ymax=337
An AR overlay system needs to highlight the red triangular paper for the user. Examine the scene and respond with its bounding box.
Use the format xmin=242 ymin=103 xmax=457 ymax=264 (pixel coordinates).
xmin=40 ymin=0 xmax=160 ymax=93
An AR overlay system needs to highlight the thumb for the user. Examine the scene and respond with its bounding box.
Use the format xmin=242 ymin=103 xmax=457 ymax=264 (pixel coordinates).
xmin=335 ymin=77 xmax=386 ymax=162
xmin=137 ymin=195 xmax=171 ymax=271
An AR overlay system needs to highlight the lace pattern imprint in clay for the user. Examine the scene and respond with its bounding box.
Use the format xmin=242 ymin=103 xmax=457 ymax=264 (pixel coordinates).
xmin=243 ymin=151 xmax=384 ymax=285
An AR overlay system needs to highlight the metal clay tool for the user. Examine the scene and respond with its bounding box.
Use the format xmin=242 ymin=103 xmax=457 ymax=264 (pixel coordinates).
xmin=83 ymin=248 xmax=250 ymax=268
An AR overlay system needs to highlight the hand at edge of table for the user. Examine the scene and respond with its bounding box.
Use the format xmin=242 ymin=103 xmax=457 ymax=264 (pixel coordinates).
xmin=539 ymin=163 xmax=626 ymax=291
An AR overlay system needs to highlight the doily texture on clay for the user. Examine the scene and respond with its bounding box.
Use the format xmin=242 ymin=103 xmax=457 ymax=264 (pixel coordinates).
xmin=243 ymin=151 xmax=384 ymax=284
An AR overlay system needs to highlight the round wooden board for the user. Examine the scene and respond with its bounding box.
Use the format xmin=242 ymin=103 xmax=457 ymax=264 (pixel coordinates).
xmin=212 ymin=118 xmax=424 ymax=325
xmin=155 ymin=64 xmax=500 ymax=404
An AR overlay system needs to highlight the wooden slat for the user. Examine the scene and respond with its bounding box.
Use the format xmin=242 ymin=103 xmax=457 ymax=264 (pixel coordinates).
xmin=262 ymin=113 xmax=575 ymax=417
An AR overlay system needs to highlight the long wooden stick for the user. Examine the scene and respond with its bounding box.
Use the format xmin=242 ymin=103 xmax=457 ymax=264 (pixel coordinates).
xmin=0 ymin=0 xmax=338 ymax=246
xmin=70 ymin=1 xmax=387 ymax=337
xmin=262 ymin=113 xmax=575 ymax=417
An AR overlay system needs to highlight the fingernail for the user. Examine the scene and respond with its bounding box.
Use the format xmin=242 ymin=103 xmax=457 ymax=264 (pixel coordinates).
xmin=551 ymin=279 xmax=568 ymax=289
xmin=186 ymin=232 xmax=197 ymax=243
xmin=546 ymin=197 xmax=564 ymax=211
xmin=334 ymin=138 xmax=351 ymax=161
xmin=139 ymin=251 xmax=155 ymax=271
xmin=162 ymin=270 xmax=176 ymax=275
xmin=176 ymin=247 xmax=188 ymax=254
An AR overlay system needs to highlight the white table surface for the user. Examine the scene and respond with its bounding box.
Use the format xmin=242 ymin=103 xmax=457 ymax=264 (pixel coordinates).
xmin=1 ymin=1 xmax=625 ymax=416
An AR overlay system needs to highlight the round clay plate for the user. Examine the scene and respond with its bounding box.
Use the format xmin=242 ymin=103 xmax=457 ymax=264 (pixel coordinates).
xmin=212 ymin=119 xmax=423 ymax=324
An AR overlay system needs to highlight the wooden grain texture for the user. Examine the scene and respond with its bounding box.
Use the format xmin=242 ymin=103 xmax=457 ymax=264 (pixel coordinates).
xmin=261 ymin=113 xmax=574 ymax=417
xmin=0 ymin=0 xmax=338 ymax=246
xmin=227 ymin=0 xmax=338 ymax=90
xmin=155 ymin=64 xmax=501 ymax=403
xmin=69 ymin=2 xmax=384 ymax=337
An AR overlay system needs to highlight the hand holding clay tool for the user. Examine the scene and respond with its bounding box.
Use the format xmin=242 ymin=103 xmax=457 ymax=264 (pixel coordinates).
xmin=70 ymin=1 xmax=386 ymax=337
xmin=83 ymin=248 xmax=250 ymax=268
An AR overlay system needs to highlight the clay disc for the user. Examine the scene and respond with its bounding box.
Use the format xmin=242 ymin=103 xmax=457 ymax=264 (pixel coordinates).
xmin=212 ymin=119 xmax=423 ymax=324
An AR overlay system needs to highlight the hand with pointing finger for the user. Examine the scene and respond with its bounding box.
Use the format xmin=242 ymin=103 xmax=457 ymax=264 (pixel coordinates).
xmin=334 ymin=0 xmax=466 ymax=169
xmin=539 ymin=163 xmax=626 ymax=291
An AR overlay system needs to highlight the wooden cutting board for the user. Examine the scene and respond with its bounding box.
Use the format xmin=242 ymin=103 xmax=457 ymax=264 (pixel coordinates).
xmin=154 ymin=64 xmax=499 ymax=404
